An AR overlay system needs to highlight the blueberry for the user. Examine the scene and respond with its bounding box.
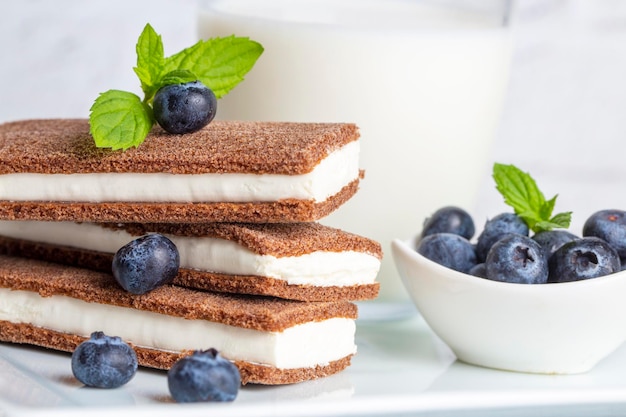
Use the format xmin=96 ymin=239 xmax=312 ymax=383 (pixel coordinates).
xmin=532 ymin=230 xmax=579 ymax=257
xmin=168 ymin=349 xmax=240 ymax=403
xmin=112 ymin=234 xmax=180 ymax=294
xmin=71 ymin=331 xmax=137 ymax=388
xmin=468 ymin=263 xmax=487 ymax=278
xmin=485 ymin=234 xmax=549 ymax=284
xmin=421 ymin=206 xmax=475 ymax=240
xmin=548 ymin=237 xmax=621 ymax=283
xmin=153 ymin=81 xmax=217 ymax=134
xmin=416 ymin=233 xmax=477 ymax=273
xmin=582 ymin=209 xmax=626 ymax=258
xmin=476 ymin=213 xmax=529 ymax=262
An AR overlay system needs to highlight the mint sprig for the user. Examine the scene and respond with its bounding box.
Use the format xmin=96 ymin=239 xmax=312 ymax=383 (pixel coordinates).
xmin=89 ymin=23 xmax=263 ymax=151
xmin=492 ymin=163 xmax=572 ymax=233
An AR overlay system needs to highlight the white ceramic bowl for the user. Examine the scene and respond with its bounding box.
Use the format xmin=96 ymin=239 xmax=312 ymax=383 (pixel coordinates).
xmin=391 ymin=236 xmax=626 ymax=374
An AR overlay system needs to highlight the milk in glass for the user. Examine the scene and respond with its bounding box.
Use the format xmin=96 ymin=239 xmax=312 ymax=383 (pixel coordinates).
xmin=198 ymin=0 xmax=512 ymax=303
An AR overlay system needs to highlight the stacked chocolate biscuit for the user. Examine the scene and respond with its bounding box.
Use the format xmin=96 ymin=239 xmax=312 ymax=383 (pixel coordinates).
xmin=0 ymin=119 xmax=381 ymax=384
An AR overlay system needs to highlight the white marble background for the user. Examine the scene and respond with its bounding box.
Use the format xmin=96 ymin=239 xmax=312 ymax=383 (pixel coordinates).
xmin=2 ymin=0 xmax=626 ymax=234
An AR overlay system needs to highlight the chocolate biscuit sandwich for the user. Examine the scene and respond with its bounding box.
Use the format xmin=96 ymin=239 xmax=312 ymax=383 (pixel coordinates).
xmin=0 ymin=119 xmax=361 ymax=223
xmin=0 ymin=254 xmax=358 ymax=385
xmin=0 ymin=221 xmax=381 ymax=302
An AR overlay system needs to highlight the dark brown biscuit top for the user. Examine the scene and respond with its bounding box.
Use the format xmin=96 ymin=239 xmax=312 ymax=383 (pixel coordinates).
xmin=0 ymin=119 xmax=359 ymax=175
xmin=106 ymin=222 xmax=383 ymax=258
xmin=0 ymin=254 xmax=357 ymax=332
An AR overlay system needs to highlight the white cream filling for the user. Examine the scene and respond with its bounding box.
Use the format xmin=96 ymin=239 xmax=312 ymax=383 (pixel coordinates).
xmin=0 ymin=141 xmax=359 ymax=203
xmin=0 ymin=221 xmax=380 ymax=287
xmin=0 ymin=288 xmax=356 ymax=369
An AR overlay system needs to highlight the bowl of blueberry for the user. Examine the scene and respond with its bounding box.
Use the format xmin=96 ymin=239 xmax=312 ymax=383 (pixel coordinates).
xmin=391 ymin=164 xmax=626 ymax=374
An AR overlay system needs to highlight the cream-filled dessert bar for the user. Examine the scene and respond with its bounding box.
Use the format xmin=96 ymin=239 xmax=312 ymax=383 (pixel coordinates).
xmin=0 ymin=254 xmax=358 ymax=385
xmin=0 ymin=221 xmax=381 ymax=301
xmin=0 ymin=119 xmax=361 ymax=223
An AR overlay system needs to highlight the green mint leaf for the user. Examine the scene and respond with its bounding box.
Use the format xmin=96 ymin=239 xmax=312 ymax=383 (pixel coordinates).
xmin=133 ymin=23 xmax=165 ymax=96
xmin=492 ymin=163 xmax=571 ymax=232
xmin=540 ymin=195 xmax=557 ymax=221
xmin=493 ymin=163 xmax=545 ymax=218
xmin=548 ymin=211 xmax=572 ymax=228
xmin=159 ymin=69 xmax=198 ymax=85
xmin=516 ymin=212 xmax=541 ymax=231
xmin=535 ymin=219 xmax=570 ymax=231
xmin=143 ymin=69 xmax=199 ymax=103
xmin=162 ymin=36 xmax=263 ymax=98
xmin=90 ymin=24 xmax=263 ymax=151
xmin=89 ymin=90 xmax=153 ymax=150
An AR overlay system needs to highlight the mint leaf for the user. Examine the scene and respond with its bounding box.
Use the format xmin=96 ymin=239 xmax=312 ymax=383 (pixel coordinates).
xmin=548 ymin=211 xmax=572 ymax=228
xmin=159 ymin=69 xmax=198 ymax=86
xmin=163 ymin=36 xmax=264 ymax=98
xmin=493 ymin=163 xmax=543 ymax=217
xmin=134 ymin=23 xmax=165 ymax=96
xmin=90 ymin=24 xmax=263 ymax=150
xmin=539 ymin=195 xmax=557 ymax=221
xmin=89 ymin=90 xmax=153 ymax=150
xmin=535 ymin=215 xmax=572 ymax=232
xmin=143 ymin=69 xmax=199 ymax=103
xmin=492 ymin=163 xmax=571 ymax=233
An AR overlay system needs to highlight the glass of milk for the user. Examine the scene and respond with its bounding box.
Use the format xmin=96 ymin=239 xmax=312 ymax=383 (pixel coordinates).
xmin=198 ymin=0 xmax=513 ymax=309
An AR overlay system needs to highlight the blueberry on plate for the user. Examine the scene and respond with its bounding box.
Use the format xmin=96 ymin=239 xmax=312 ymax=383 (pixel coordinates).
xmin=421 ymin=206 xmax=475 ymax=240
xmin=112 ymin=234 xmax=180 ymax=295
xmin=416 ymin=232 xmax=477 ymax=273
xmin=168 ymin=349 xmax=241 ymax=403
xmin=485 ymin=234 xmax=549 ymax=284
xmin=532 ymin=229 xmax=579 ymax=257
xmin=548 ymin=237 xmax=621 ymax=283
xmin=153 ymin=81 xmax=217 ymax=134
xmin=476 ymin=213 xmax=529 ymax=262
xmin=71 ymin=331 xmax=137 ymax=389
xmin=582 ymin=209 xmax=626 ymax=258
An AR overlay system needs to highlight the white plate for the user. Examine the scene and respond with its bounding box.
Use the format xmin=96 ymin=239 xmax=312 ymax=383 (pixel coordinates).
xmin=3 ymin=306 xmax=626 ymax=417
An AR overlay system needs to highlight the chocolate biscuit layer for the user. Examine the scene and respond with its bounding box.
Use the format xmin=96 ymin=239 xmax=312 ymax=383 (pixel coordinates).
xmin=0 ymin=119 xmax=359 ymax=174
xmin=0 ymin=179 xmax=359 ymax=223
xmin=0 ymin=236 xmax=380 ymax=302
xmin=0 ymin=118 xmax=361 ymax=223
xmin=0 ymin=254 xmax=357 ymax=331
xmin=110 ymin=221 xmax=383 ymax=258
xmin=0 ymin=221 xmax=382 ymax=301
xmin=0 ymin=321 xmax=352 ymax=385
xmin=0 ymin=255 xmax=357 ymax=384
